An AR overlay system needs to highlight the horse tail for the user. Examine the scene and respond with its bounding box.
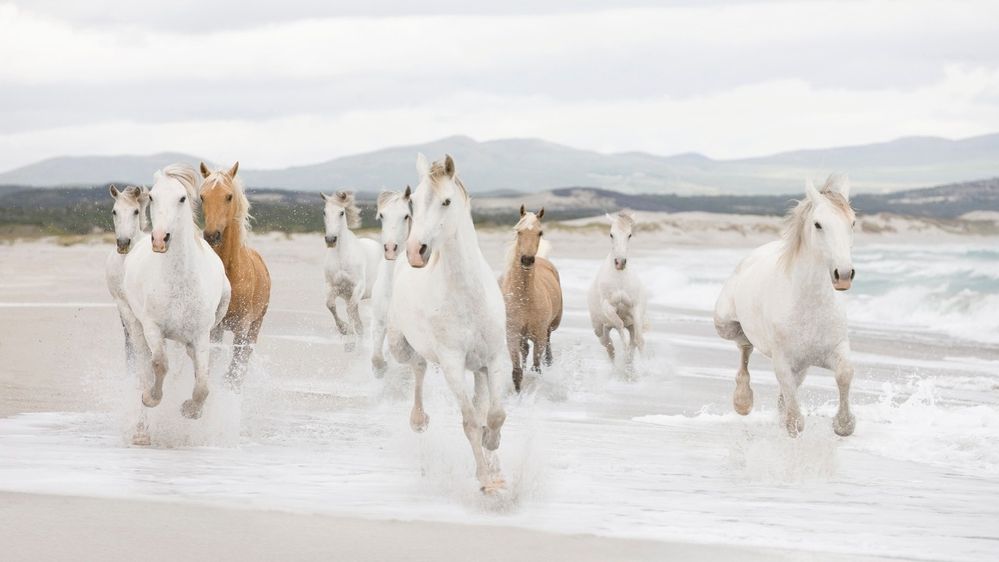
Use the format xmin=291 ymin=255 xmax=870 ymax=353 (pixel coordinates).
xmin=537 ymin=238 xmax=552 ymax=259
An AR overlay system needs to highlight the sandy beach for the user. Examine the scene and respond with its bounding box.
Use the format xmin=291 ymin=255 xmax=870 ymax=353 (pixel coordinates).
xmin=1 ymin=225 xmax=997 ymax=561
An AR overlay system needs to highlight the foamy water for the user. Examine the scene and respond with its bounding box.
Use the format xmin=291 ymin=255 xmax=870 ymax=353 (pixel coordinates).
xmin=0 ymin=240 xmax=997 ymax=560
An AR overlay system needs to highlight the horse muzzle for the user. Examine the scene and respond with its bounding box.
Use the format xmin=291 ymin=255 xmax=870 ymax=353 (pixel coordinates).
xmin=614 ymin=258 xmax=627 ymax=271
xmin=116 ymin=238 xmax=131 ymax=254
xmin=151 ymin=232 xmax=170 ymax=253
xmin=325 ymin=235 xmax=338 ymax=248
xmin=832 ymin=267 xmax=855 ymax=291
xmin=204 ymin=230 xmax=223 ymax=247
xmin=520 ymin=255 xmax=535 ymax=269
xmin=384 ymin=243 xmax=398 ymax=261
xmin=407 ymin=241 xmax=430 ymax=268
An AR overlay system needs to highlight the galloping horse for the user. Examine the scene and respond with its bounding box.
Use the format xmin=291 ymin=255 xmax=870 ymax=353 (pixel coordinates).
xmin=500 ymin=205 xmax=563 ymax=392
xmin=388 ymin=154 xmax=509 ymax=492
xmin=588 ymin=211 xmax=647 ymax=368
xmin=370 ymin=188 xmax=411 ymax=376
xmin=199 ymin=162 xmax=272 ymax=387
xmin=714 ymin=175 xmax=857 ymax=437
xmin=106 ymin=185 xmax=149 ymax=371
xmin=122 ymin=164 xmax=230 ymax=423
xmin=322 ymin=190 xmax=381 ymax=350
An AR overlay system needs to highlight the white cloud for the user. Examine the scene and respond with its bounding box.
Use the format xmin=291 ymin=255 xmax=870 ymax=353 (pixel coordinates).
xmin=1 ymin=0 xmax=998 ymax=170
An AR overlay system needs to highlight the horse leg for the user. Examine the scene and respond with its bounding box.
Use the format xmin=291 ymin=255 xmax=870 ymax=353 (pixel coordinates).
xmin=440 ymin=359 xmax=497 ymax=492
xmin=123 ymin=314 xmax=152 ymax=445
xmin=226 ymin=317 xmax=261 ymax=389
xmin=181 ymin=334 xmax=211 ymax=419
xmin=140 ymin=328 xmax=168 ymax=408
xmin=734 ymin=336 xmax=754 ymax=416
xmin=530 ymin=333 xmax=543 ymax=373
xmin=389 ymin=331 xmax=429 ymax=432
xmin=508 ymin=331 xmax=524 ymax=393
xmin=482 ymin=356 xmax=507 ymax=485
xmin=774 ymin=355 xmax=804 ymax=437
xmin=370 ymin=314 xmax=388 ymax=378
xmin=345 ymin=292 xmax=363 ymax=352
xmin=829 ymin=343 xmax=856 ymax=436
xmin=543 ymin=326 xmax=554 ymax=367
xmin=596 ymin=325 xmax=615 ymax=361
xmin=326 ymin=293 xmax=348 ymax=335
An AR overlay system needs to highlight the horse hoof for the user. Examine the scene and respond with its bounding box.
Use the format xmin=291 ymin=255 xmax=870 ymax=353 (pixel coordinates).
xmin=181 ymin=400 xmax=203 ymax=419
xmin=733 ymin=387 xmax=754 ymax=415
xmin=141 ymin=391 xmax=162 ymax=408
xmin=372 ymin=358 xmax=387 ymax=378
xmin=131 ymin=433 xmax=151 ymax=447
xmin=480 ymin=477 xmax=507 ymax=495
xmin=833 ymin=413 xmax=856 ymax=436
xmin=410 ymin=411 xmax=429 ymax=433
xmin=785 ymin=414 xmax=804 ymax=437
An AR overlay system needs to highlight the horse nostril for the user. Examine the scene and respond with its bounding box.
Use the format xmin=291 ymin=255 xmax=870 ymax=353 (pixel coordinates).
xmin=834 ymin=269 xmax=840 ymax=280
xmin=850 ymin=269 xmax=856 ymax=280
xmin=164 ymin=233 xmax=171 ymax=242
xmin=419 ymin=244 xmax=428 ymax=256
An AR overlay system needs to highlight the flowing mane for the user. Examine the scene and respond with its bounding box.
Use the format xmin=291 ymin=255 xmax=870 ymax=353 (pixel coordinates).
xmin=331 ymin=191 xmax=362 ymax=229
xmin=428 ymin=159 xmax=470 ymax=202
xmin=376 ymin=190 xmax=406 ymax=213
xmin=203 ymin=170 xmax=253 ymax=241
xmin=780 ymin=174 xmax=855 ymax=269
xmin=158 ymin=164 xmax=202 ymax=213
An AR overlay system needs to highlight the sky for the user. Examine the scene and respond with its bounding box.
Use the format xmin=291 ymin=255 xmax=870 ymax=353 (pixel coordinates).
xmin=2 ymin=0 xmax=998 ymax=171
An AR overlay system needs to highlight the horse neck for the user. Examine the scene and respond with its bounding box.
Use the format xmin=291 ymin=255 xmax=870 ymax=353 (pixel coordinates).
xmin=437 ymin=213 xmax=483 ymax=285
xmin=336 ymin=226 xmax=360 ymax=254
xmin=164 ymin=215 xmax=201 ymax=265
xmin=217 ymin=215 xmax=245 ymax=270
xmin=506 ymin=252 xmax=535 ymax=288
xmin=139 ymin=209 xmax=150 ymax=233
xmin=787 ymin=248 xmax=834 ymax=302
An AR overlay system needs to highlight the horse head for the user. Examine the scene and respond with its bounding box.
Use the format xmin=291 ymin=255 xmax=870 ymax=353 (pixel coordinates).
xmin=376 ymin=188 xmax=411 ymax=260
xmin=109 ymin=184 xmax=149 ymax=254
xmin=406 ymin=153 xmax=469 ymax=268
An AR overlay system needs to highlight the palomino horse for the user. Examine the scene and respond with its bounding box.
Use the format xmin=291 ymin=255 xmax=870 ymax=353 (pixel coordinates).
xmin=588 ymin=211 xmax=647 ymax=368
xmin=105 ymin=185 xmax=149 ymax=371
xmin=388 ymin=154 xmax=508 ymax=492
xmin=122 ymin=164 xmax=230 ymax=424
xmin=199 ymin=162 xmax=272 ymax=386
xmin=500 ymin=205 xmax=563 ymax=392
xmin=323 ymin=191 xmax=381 ymax=350
xmin=714 ymin=175 xmax=857 ymax=437
xmin=370 ymin=188 xmax=411 ymax=376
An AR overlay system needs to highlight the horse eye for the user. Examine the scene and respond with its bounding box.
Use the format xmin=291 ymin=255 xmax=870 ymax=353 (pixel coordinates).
xmin=404 ymin=215 xmax=410 ymax=220
xmin=133 ymin=210 xmax=139 ymax=216
xmin=377 ymin=214 xmax=382 ymax=220
xmin=180 ymin=196 xmax=186 ymax=203
xmin=340 ymin=211 xmax=345 ymax=217
xmin=629 ymin=234 xmax=633 ymax=239
xmin=226 ymin=194 xmax=233 ymax=202
xmin=148 ymin=195 xmax=153 ymax=202
xmin=610 ymin=233 xmax=614 ymax=239
xmin=112 ymin=210 xmax=117 ymax=216
xmin=442 ymin=198 xmax=451 ymax=207
xmin=814 ymin=222 xmax=822 ymax=230
xmin=539 ymin=231 xmax=543 ymax=237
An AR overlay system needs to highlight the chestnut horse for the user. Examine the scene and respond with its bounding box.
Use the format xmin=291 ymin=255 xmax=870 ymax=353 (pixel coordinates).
xmin=500 ymin=205 xmax=563 ymax=392
xmin=199 ymin=161 xmax=272 ymax=387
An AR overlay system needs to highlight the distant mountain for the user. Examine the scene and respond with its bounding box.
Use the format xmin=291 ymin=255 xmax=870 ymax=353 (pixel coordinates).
xmin=0 ymin=152 xmax=209 ymax=188
xmin=2 ymin=134 xmax=998 ymax=195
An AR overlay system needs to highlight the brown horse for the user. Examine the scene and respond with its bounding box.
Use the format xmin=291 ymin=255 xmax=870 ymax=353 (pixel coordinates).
xmin=500 ymin=205 xmax=563 ymax=392
xmin=199 ymin=161 xmax=272 ymax=387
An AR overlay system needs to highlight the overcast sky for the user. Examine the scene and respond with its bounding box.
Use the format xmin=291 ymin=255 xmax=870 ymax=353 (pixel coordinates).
xmin=2 ymin=0 xmax=998 ymax=171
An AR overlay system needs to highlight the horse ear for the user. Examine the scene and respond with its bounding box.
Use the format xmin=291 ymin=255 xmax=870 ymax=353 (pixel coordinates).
xmin=831 ymin=174 xmax=850 ymax=200
xmin=416 ymin=153 xmax=430 ymax=178
xmin=109 ymin=184 xmax=120 ymax=199
xmin=537 ymin=207 xmax=545 ymax=220
xmin=404 ymin=185 xmax=412 ymax=200
xmin=228 ymin=161 xmax=239 ymax=177
xmin=520 ymin=204 xmax=526 ymax=217
xmin=138 ymin=186 xmax=150 ymax=204
xmin=443 ymin=154 xmax=455 ymax=178
xmin=199 ymin=162 xmax=210 ymax=178
xmin=805 ymin=179 xmax=821 ymax=202
xmin=320 ymin=192 xmax=330 ymax=201
xmin=605 ymin=213 xmax=614 ymax=223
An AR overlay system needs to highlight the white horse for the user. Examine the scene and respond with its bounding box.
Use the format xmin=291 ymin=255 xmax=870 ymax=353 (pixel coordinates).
xmin=322 ymin=191 xmax=381 ymax=349
xmin=588 ymin=211 xmax=647 ymax=368
xmin=714 ymin=175 xmax=857 ymax=437
xmin=105 ymin=185 xmax=149 ymax=370
xmin=122 ymin=164 xmax=231 ymax=422
xmin=388 ymin=154 xmax=508 ymax=492
xmin=370 ymin=188 xmax=411 ymax=376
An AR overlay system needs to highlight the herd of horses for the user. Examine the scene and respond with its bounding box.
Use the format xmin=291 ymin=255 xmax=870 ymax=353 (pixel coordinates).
xmin=105 ymin=153 xmax=858 ymax=490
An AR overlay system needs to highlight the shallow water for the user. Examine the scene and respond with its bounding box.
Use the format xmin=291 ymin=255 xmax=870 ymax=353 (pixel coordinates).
xmin=0 ymin=238 xmax=997 ymax=560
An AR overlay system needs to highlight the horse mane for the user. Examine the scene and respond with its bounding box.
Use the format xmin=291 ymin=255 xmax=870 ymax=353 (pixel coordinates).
xmin=615 ymin=210 xmax=636 ymax=229
xmin=428 ymin=159 xmax=470 ymax=202
xmin=333 ymin=191 xmax=362 ymax=229
xmin=780 ymin=175 xmax=855 ymax=270
xmin=158 ymin=164 xmax=202 ymax=215
xmin=376 ymin=190 xmax=405 ymax=213
xmin=203 ymin=170 xmax=253 ymax=241
xmin=505 ymin=212 xmax=552 ymax=266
